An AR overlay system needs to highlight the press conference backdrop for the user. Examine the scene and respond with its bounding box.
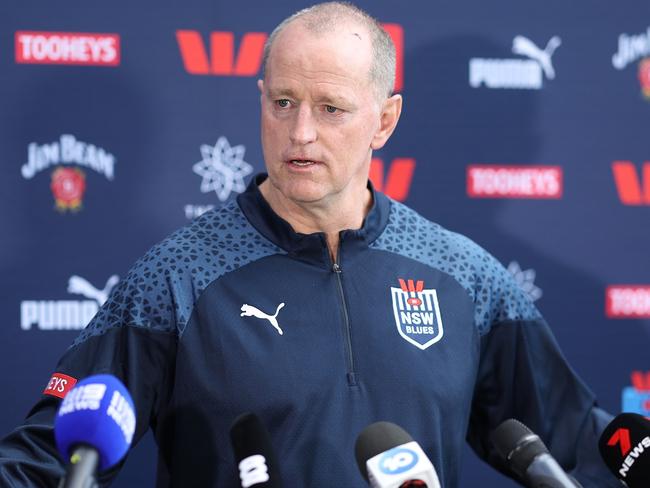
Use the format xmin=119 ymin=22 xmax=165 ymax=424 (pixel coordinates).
xmin=1 ymin=0 xmax=649 ymax=486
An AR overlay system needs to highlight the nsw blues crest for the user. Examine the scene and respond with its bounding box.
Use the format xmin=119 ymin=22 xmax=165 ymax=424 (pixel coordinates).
xmin=391 ymin=279 xmax=444 ymax=350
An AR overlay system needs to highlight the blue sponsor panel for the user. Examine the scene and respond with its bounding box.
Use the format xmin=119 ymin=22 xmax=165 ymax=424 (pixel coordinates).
xmin=622 ymin=387 xmax=650 ymax=416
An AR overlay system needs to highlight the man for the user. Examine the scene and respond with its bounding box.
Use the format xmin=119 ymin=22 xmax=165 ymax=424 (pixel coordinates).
xmin=0 ymin=2 xmax=621 ymax=487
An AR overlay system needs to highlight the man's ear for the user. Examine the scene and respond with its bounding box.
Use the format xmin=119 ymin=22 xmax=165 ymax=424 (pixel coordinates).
xmin=370 ymin=94 xmax=403 ymax=150
xmin=257 ymin=79 xmax=264 ymax=93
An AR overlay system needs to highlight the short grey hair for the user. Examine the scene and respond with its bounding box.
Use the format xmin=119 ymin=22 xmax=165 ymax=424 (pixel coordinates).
xmin=261 ymin=2 xmax=396 ymax=99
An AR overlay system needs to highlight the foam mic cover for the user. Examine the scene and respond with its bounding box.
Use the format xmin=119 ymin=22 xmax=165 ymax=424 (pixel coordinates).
xmin=598 ymin=412 xmax=650 ymax=487
xmin=355 ymin=421 xmax=440 ymax=488
xmin=230 ymin=413 xmax=282 ymax=488
xmin=54 ymin=374 xmax=136 ymax=471
xmin=491 ymin=419 xmax=579 ymax=488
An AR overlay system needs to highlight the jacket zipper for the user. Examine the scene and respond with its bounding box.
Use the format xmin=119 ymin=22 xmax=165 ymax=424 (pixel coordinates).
xmin=332 ymin=253 xmax=357 ymax=387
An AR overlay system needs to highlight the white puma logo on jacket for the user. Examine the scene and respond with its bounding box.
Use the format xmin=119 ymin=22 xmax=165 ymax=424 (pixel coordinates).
xmin=240 ymin=303 xmax=285 ymax=335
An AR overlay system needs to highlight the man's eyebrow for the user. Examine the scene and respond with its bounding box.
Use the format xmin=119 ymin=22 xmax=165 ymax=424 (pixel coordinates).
xmin=266 ymin=87 xmax=298 ymax=98
xmin=314 ymin=94 xmax=354 ymax=107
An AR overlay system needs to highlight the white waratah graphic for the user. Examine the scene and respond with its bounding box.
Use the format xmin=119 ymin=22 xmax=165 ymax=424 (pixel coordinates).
xmin=512 ymin=36 xmax=562 ymax=79
xmin=67 ymin=275 xmax=120 ymax=306
xmin=507 ymin=261 xmax=543 ymax=302
xmin=193 ymin=136 xmax=253 ymax=202
xmin=240 ymin=303 xmax=285 ymax=335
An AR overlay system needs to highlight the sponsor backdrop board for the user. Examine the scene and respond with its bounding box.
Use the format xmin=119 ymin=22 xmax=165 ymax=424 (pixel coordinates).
xmin=1 ymin=0 xmax=650 ymax=486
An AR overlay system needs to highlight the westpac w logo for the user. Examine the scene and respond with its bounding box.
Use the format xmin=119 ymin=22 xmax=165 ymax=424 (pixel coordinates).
xmin=391 ymin=279 xmax=444 ymax=350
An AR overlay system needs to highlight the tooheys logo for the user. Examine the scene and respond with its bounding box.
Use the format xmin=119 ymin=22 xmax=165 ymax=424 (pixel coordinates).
xmin=612 ymin=161 xmax=650 ymax=205
xmin=176 ymin=23 xmax=404 ymax=92
xmin=607 ymin=428 xmax=650 ymax=478
xmin=606 ymin=285 xmax=650 ymax=318
xmin=390 ymin=279 xmax=444 ymax=350
xmin=43 ymin=373 xmax=77 ymax=399
xmin=467 ymin=165 xmax=562 ymax=198
xmin=15 ymin=32 xmax=120 ymax=66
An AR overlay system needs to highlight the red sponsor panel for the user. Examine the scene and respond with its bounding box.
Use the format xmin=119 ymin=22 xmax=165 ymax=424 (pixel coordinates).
xmin=15 ymin=31 xmax=120 ymax=66
xmin=606 ymin=285 xmax=650 ymax=318
xmin=43 ymin=373 xmax=77 ymax=399
xmin=467 ymin=165 xmax=563 ymax=199
xmin=612 ymin=161 xmax=650 ymax=205
xmin=369 ymin=157 xmax=415 ymax=202
xmin=176 ymin=30 xmax=266 ymax=76
xmin=631 ymin=371 xmax=650 ymax=392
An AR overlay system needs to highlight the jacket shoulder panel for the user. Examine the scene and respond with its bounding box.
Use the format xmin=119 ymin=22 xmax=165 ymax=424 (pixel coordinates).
xmin=370 ymin=200 xmax=541 ymax=335
xmin=73 ymin=202 xmax=284 ymax=346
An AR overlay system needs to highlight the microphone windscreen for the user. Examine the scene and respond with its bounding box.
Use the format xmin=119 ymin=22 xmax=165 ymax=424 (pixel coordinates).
xmin=354 ymin=421 xmax=414 ymax=482
xmin=54 ymin=374 xmax=136 ymax=471
xmin=490 ymin=418 xmax=548 ymax=477
xmin=598 ymin=412 xmax=650 ymax=487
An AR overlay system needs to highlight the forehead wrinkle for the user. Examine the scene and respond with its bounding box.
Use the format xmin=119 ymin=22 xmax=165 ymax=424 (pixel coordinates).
xmin=269 ymin=58 xmax=372 ymax=97
xmin=269 ymin=58 xmax=366 ymax=89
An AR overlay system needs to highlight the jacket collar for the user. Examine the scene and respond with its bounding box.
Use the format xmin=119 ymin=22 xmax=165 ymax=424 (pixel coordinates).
xmin=237 ymin=174 xmax=390 ymax=267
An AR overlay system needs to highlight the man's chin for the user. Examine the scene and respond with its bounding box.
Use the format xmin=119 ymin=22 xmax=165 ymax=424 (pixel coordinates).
xmin=265 ymin=178 xmax=329 ymax=205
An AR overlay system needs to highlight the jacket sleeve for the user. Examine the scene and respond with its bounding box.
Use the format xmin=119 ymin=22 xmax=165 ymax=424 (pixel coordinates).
xmin=0 ymin=252 xmax=180 ymax=487
xmin=465 ymin=260 xmax=622 ymax=487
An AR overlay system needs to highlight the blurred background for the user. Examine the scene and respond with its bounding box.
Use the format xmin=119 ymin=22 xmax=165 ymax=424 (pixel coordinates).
xmin=1 ymin=0 xmax=649 ymax=485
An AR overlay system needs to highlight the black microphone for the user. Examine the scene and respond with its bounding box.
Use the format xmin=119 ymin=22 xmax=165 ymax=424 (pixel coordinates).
xmin=490 ymin=419 xmax=581 ymax=488
xmin=355 ymin=421 xmax=440 ymax=488
xmin=598 ymin=412 xmax=650 ymax=487
xmin=229 ymin=413 xmax=282 ymax=488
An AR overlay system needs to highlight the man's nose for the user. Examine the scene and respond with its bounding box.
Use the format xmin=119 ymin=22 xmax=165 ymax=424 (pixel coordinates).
xmin=289 ymin=105 xmax=317 ymax=145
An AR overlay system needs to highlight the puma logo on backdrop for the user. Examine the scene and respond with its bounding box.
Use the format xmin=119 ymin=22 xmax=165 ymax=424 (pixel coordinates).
xmin=240 ymin=303 xmax=285 ymax=335
xmin=68 ymin=274 xmax=120 ymax=306
xmin=469 ymin=35 xmax=562 ymax=90
xmin=512 ymin=35 xmax=561 ymax=79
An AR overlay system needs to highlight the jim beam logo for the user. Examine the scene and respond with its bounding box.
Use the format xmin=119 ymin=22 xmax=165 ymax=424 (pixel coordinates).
xmin=612 ymin=27 xmax=650 ymax=101
xmin=21 ymin=134 xmax=115 ymax=212
xmin=391 ymin=279 xmax=444 ymax=350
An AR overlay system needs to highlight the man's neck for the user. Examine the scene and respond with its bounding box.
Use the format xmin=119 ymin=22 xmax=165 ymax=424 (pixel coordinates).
xmin=258 ymin=180 xmax=373 ymax=262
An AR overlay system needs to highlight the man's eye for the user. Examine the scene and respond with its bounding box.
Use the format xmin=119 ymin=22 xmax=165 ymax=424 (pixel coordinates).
xmin=325 ymin=105 xmax=338 ymax=114
xmin=276 ymin=99 xmax=290 ymax=108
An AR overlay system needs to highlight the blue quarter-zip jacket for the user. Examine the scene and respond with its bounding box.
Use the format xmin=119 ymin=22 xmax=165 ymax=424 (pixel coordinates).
xmin=0 ymin=175 xmax=620 ymax=487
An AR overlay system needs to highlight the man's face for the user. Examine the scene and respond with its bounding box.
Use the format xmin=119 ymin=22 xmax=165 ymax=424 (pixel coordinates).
xmin=259 ymin=21 xmax=386 ymax=208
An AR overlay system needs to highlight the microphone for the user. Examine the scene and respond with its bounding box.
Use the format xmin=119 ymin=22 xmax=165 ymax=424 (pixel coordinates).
xmin=598 ymin=412 xmax=650 ymax=487
xmin=229 ymin=413 xmax=282 ymax=488
xmin=490 ymin=419 xmax=581 ymax=488
xmin=354 ymin=421 xmax=441 ymax=488
xmin=54 ymin=374 xmax=136 ymax=488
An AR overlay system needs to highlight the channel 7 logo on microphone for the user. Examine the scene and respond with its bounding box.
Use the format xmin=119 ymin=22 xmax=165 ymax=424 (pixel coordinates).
xmin=622 ymin=371 xmax=650 ymax=415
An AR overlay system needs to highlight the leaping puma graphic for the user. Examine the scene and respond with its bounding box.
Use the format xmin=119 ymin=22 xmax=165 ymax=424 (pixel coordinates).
xmin=512 ymin=35 xmax=562 ymax=80
xmin=67 ymin=274 xmax=119 ymax=306
xmin=240 ymin=303 xmax=285 ymax=335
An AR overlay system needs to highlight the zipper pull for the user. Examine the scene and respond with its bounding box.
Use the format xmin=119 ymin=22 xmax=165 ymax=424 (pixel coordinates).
xmin=332 ymin=263 xmax=342 ymax=273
